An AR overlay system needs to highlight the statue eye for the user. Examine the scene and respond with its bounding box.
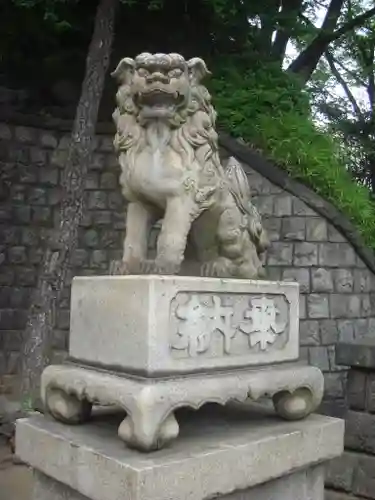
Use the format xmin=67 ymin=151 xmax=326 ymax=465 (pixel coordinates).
xmin=138 ymin=68 xmax=149 ymax=77
xmin=169 ymin=69 xmax=182 ymax=78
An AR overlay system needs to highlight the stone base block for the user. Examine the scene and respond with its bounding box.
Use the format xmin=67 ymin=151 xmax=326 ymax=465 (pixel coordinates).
xmin=68 ymin=275 xmax=299 ymax=376
xmin=16 ymin=406 xmax=344 ymax=500
xmin=33 ymin=466 xmax=324 ymax=500
xmin=41 ymin=362 xmax=324 ymax=451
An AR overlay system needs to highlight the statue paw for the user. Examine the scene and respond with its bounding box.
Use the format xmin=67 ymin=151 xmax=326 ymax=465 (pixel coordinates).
xmin=109 ymin=259 xmax=141 ymax=275
xmin=200 ymin=258 xmax=233 ymax=278
xmin=139 ymin=259 xmax=180 ymax=275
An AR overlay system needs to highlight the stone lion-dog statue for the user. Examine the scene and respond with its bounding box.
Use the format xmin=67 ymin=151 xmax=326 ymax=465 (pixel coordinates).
xmin=110 ymin=52 xmax=268 ymax=279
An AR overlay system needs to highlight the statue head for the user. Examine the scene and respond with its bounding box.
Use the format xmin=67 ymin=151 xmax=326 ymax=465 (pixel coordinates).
xmin=112 ymin=52 xmax=211 ymax=123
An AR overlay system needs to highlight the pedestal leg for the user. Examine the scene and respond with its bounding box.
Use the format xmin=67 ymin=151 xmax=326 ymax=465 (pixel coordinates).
xmin=45 ymin=388 xmax=92 ymax=424
xmin=118 ymin=411 xmax=179 ymax=451
xmin=273 ymin=388 xmax=315 ymax=420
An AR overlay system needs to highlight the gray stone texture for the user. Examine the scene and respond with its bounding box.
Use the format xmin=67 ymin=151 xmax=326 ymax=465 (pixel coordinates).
xmin=326 ymin=347 xmax=375 ymax=499
xmin=1 ymin=122 xmax=375 ymax=412
xmin=33 ymin=467 xmax=326 ymax=500
xmin=16 ymin=410 xmax=343 ymax=500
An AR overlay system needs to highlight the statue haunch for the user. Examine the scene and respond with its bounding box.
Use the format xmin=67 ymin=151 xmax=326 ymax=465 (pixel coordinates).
xmin=110 ymin=52 xmax=268 ymax=279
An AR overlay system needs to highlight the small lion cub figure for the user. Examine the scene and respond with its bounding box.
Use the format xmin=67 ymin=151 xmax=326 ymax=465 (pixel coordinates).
xmin=110 ymin=52 xmax=268 ymax=279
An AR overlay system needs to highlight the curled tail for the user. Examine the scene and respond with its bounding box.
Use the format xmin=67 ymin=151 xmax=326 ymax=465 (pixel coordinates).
xmin=224 ymin=156 xmax=269 ymax=254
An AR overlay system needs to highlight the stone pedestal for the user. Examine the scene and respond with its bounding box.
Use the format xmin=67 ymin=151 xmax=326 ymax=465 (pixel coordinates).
xmin=42 ymin=276 xmax=323 ymax=451
xmin=41 ymin=275 xmax=324 ymax=451
xmin=16 ymin=405 xmax=344 ymax=500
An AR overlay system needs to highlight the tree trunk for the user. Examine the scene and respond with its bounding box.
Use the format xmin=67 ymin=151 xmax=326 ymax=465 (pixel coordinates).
xmin=20 ymin=0 xmax=118 ymax=409
xmin=287 ymin=0 xmax=344 ymax=84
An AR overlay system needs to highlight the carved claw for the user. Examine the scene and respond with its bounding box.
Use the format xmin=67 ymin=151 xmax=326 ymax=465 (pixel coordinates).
xmin=138 ymin=259 xmax=180 ymax=275
xmin=109 ymin=259 xmax=144 ymax=275
xmin=200 ymin=258 xmax=234 ymax=278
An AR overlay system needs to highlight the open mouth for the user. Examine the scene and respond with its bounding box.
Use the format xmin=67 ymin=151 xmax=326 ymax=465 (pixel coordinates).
xmin=137 ymin=89 xmax=183 ymax=108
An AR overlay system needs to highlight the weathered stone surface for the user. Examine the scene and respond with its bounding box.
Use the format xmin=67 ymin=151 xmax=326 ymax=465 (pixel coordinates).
xmin=330 ymin=295 xmax=361 ymax=319
xmin=281 ymin=268 xmax=310 ymax=292
xmin=347 ymin=369 xmax=366 ymax=410
xmin=268 ymin=242 xmax=293 ymax=265
xmin=312 ymin=268 xmax=333 ymax=292
xmin=337 ymin=321 xmax=355 ymax=342
xmin=353 ymin=318 xmax=369 ymax=338
xmin=294 ymin=242 xmax=318 ymax=266
xmin=307 ymin=294 xmax=329 ymax=319
xmin=336 ymin=339 xmax=375 ymax=369
xmin=354 ymin=269 xmax=372 ymax=293
xmin=325 ymin=491 xmax=359 ymax=500
xmin=327 ymin=346 xmax=347 ymax=372
xmin=309 ymin=346 xmax=330 ymax=371
xmin=300 ymin=320 xmax=320 ymax=346
xmin=325 ymin=451 xmax=357 ymax=492
xmin=319 ymin=243 xmax=356 ymax=267
xmin=306 ymin=218 xmax=327 ymax=241
xmin=327 ymin=225 xmax=347 ymax=242
xmin=352 ymin=454 xmax=375 ymax=499
xmin=33 ymin=466 xmax=326 ymax=500
xmin=320 ymin=320 xmax=339 ymax=345
xmin=324 ymin=373 xmax=345 ymax=399
xmin=69 ymin=276 xmax=299 ymax=375
xmin=345 ymin=410 xmax=375 ymax=454
xmin=366 ymin=373 xmax=375 ymax=412
xmin=16 ymin=410 xmax=344 ymax=500
xmin=280 ymin=217 xmax=305 ymax=240
xmin=0 ymin=123 xmax=12 ymax=139
xmin=274 ymin=194 xmax=293 ymax=216
xmin=333 ymin=269 xmax=354 ymax=293
xmin=262 ymin=217 xmax=281 ymax=241
xmin=292 ymin=198 xmax=316 ymax=216
xmin=39 ymin=130 xmax=58 ymax=149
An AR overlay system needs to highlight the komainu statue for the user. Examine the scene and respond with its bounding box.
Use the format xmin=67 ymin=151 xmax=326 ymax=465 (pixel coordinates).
xmin=110 ymin=52 xmax=268 ymax=279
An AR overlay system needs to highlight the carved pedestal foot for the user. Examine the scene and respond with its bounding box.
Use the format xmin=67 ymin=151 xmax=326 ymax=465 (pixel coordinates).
xmin=118 ymin=412 xmax=179 ymax=451
xmin=273 ymin=388 xmax=314 ymax=420
xmin=45 ymin=388 xmax=92 ymax=424
xmin=41 ymin=363 xmax=324 ymax=452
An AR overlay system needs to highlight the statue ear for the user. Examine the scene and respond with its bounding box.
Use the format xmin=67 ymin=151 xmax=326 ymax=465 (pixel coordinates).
xmin=187 ymin=58 xmax=211 ymax=84
xmin=111 ymin=58 xmax=135 ymax=84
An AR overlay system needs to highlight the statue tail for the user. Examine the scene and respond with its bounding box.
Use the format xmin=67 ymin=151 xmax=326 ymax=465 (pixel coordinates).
xmin=224 ymin=156 xmax=269 ymax=254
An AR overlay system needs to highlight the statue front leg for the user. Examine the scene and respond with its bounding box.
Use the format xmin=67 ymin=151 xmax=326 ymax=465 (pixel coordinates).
xmin=110 ymin=202 xmax=154 ymax=275
xmin=155 ymin=197 xmax=196 ymax=275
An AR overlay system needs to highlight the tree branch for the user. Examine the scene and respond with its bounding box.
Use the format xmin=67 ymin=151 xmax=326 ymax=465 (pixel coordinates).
xmin=287 ymin=0 xmax=344 ymax=83
xmin=325 ymin=49 xmax=364 ymax=118
xmin=272 ymin=0 xmax=303 ymax=64
xmin=331 ymin=7 xmax=375 ymax=42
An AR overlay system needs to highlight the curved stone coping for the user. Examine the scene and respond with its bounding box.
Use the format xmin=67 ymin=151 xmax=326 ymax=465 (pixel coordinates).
xmin=219 ymin=132 xmax=375 ymax=275
xmin=2 ymin=112 xmax=375 ymax=273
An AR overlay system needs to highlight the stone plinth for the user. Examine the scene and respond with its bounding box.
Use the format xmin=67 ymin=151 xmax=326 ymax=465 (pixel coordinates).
xmin=69 ymin=276 xmax=300 ymax=375
xmin=16 ymin=405 xmax=344 ymax=500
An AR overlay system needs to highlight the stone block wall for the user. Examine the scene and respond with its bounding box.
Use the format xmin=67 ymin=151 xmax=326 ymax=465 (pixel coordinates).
xmin=325 ymin=341 xmax=375 ymax=499
xmin=242 ymin=165 xmax=375 ymax=407
xmin=1 ymin=120 xmax=375 ymax=410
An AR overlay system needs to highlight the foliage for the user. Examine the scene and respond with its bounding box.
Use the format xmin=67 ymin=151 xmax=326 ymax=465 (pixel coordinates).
xmin=210 ymin=58 xmax=375 ymax=249
xmin=4 ymin=0 xmax=375 ymax=250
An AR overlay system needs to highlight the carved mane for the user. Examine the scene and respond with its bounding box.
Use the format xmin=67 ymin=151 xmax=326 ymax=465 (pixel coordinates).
xmin=112 ymin=70 xmax=223 ymax=175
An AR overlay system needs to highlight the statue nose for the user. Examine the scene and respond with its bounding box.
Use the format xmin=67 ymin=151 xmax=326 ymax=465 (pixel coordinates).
xmin=147 ymin=72 xmax=168 ymax=83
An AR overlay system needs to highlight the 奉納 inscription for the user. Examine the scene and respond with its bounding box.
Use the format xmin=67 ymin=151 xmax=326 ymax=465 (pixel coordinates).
xmin=170 ymin=293 xmax=289 ymax=358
